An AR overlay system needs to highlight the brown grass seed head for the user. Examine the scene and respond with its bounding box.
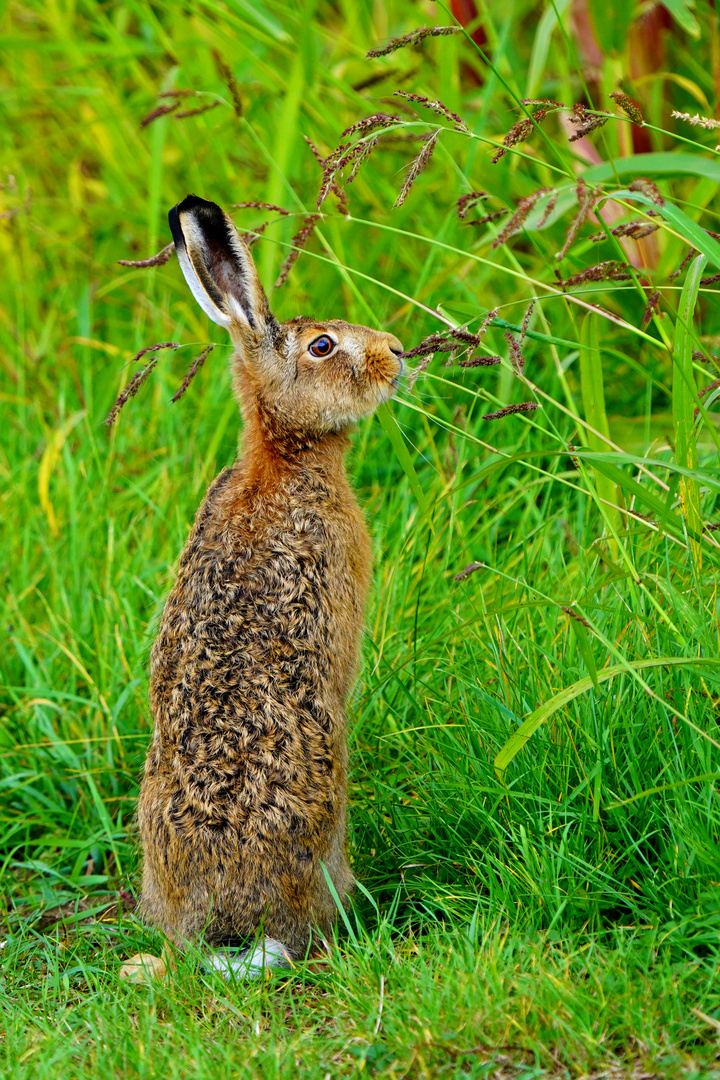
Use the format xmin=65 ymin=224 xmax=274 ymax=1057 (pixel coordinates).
xmin=366 ymin=25 xmax=459 ymax=58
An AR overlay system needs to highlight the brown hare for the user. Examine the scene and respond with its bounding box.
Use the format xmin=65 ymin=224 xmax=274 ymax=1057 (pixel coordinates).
xmin=137 ymin=195 xmax=403 ymax=977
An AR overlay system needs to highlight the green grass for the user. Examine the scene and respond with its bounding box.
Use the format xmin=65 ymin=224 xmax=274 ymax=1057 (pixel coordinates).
xmin=2 ymin=0 xmax=720 ymax=1075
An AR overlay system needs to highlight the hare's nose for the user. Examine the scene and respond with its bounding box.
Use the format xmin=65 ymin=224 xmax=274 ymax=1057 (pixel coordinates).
xmin=385 ymin=333 xmax=404 ymax=355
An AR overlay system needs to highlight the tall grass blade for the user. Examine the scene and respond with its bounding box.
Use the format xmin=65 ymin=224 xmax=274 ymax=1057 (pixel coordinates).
xmin=579 ymin=314 xmax=622 ymax=548
xmin=494 ymin=656 xmax=720 ymax=778
xmin=673 ymin=253 xmax=706 ymax=567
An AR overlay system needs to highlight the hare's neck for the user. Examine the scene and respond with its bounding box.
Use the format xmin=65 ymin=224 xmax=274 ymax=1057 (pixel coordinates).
xmin=241 ymin=411 xmax=351 ymax=489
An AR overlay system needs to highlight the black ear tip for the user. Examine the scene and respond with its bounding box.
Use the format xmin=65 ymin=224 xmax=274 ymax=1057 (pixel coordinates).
xmin=174 ymin=194 xmax=215 ymax=215
xmin=168 ymin=195 xmax=225 ymax=247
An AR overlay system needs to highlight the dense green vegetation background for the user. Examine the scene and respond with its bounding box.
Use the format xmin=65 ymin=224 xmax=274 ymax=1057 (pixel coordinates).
xmin=2 ymin=0 xmax=720 ymax=1075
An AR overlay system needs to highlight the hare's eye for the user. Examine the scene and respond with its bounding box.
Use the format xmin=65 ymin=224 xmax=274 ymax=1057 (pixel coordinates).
xmin=308 ymin=334 xmax=335 ymax=358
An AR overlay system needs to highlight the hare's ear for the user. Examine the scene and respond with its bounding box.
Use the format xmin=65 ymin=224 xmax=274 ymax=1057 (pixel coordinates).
xmin=168 ymin=195 xmax=273 ymax=334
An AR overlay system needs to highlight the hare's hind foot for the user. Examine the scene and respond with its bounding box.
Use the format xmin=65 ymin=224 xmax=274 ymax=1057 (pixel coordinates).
xmin=204 ymin=937 xmax=293 ymax=981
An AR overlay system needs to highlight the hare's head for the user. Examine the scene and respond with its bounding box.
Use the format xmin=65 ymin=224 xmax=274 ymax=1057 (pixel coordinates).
xmin=169 ymin=196 xmax=403 ymax=437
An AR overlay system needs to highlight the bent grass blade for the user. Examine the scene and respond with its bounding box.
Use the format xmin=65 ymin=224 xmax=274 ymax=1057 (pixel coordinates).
xmin=494 ymin=656 xmax=720 ymax=780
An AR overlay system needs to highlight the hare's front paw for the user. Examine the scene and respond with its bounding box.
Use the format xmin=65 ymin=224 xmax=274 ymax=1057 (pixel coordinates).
xmin=204 ymin=937 xmax=292 ymax=981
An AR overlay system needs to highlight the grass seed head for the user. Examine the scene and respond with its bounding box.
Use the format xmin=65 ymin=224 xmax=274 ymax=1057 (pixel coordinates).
xmin=394 ymin=129 xmax=440 ymax=208
xmin=560 ymin=606 xmax=591 ymax=627
xmin=536 ymin=191 xmax=559 ymax=229
xmin=493 ymin=189 xmax=549 ymax=248
xmin=482 ymin=401 xmax=539 ymax=420
xmin=366 ymin=25 xmax=459 ymax=58
xmin=456 ymin=355 xmax=502 ymax=367
xmin=520 ymin=299 xmax=536 ymax=341
xmin=641 ymin=290 xmax=662 ymax=327
xmin=695 ymin=377 xmax=720 ymax=418
xmin=672 ymin=109 xmax=720 ymax=130
xmin=118 ymin=242 xmax=176 ymax=268
xmin=669 ymin=247 xmax=698 ymax=280
xmin=556 ymin=179 xmax=602 ymax=261
xmin=628 ymin=177 xmax=664 ymax=205
xmin=239 ymin=220 xmax=269 ymax=249
xmin=392 ymin=91 xmax=469 ymax=132
xmin=140 ymin=101 xmax=181 ymax=128
xmin=492 ymin=117 xmax=533 ymax=163
xmin=171 ymin=344 xmax=214 ymax=403
xmin=558 ymin=261 xmax=632 ymax=289
xmin=589 ymin=220 xmax=659 ymax=242
xmin=173 ymin=101 xmax=221 ymax=121
xmin=568 ymin=104 xmax=609 ymax=142
xmin=609 ymin=92 xmax=644 ymax=125
xmin=454 ymin=562 xmax=483 ymax=581
xmin=521 ymin=97 xmax=565 ymax=109
xmin=340 ymin=114 xmax=403 ymax=138
xmin=505 ymin=331 xmax=525 ymax=375
xmin=693 ymin=351 xmax=720 ymax=368
xmin=304 ymin=138 xmax=350 ymax=215
xmin=457 ymin=191 xmax=487 ymax=218
xmin=465 ymin=210 xmax=507 ymax=227
xmin=274 ymin=214 xmax=322 ymax=288
xmin=401 ymin=334 xmax=461 ymax=359
xmin=105 ymin=358 xmax=158 ymax=425
xmin=231 ymin=201 xmax=290 ymax=215
xmin=212 ymin=49 xmax=244 ymax=116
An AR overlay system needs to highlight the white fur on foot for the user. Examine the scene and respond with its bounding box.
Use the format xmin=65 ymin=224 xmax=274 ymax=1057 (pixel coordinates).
xmin=205 ymin=937 xmax=292 ymax=980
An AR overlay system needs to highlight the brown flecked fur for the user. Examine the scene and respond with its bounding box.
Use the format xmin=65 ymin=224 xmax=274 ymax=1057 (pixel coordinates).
xmin=137 ymin=196 xmax=403 ymax=960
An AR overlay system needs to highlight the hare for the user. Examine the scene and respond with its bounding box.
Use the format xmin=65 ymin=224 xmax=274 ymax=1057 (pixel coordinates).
xmin=137 ymin=195 xmax=403 ymax=977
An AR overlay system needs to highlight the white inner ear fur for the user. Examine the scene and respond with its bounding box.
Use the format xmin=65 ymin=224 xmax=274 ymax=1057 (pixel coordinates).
xmin=178 ymin=214 xmax=257 ymax=332
xmin=175 ymin=237 xmax=232 ymax=329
